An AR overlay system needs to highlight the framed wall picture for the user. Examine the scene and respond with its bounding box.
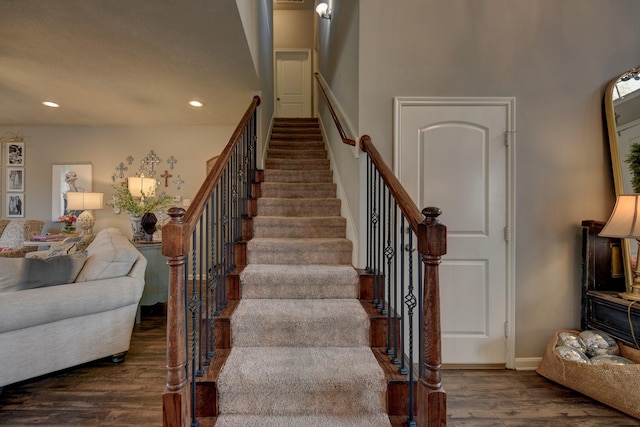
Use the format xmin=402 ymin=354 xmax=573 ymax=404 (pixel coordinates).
xmin=52 ymin=164 xmax=92 ymax=221
xmin=6 ymin=142 xmax=24 ymax=166
xmin=7 ymin=167 xmax=24 ymax=192
xmin=7 ymin=193 xmax=24 ymax=218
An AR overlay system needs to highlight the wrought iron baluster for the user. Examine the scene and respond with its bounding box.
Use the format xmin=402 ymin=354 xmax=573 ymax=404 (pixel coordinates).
xmin=374 ymin=169 xmax=383 ymax=311
xmin=390 ymin=199 xmax=399 ymax=365
xmin=384 ymin=189 xmax=392 ymax=353
xmin=207 ymin=197 xmax=216 ymax=360
xmin=398 ymin=217 xmax=408 ymax=376
xmin=406 ymin=229 xmax=417 ymax=426
xmin=366 ymin=156 xmax=372 ymax=273
xmin=189 ymin=230 xmax=201 ymax=427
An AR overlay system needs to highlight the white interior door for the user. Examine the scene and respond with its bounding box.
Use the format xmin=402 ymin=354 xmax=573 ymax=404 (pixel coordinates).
xmin=395 ymin=97 xmax=515 ymax=366
xmin=275 ymin=49 xmax=311 ymax=117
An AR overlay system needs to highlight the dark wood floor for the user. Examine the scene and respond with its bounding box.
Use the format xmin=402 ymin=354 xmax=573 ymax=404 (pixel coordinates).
xmin=1 ymin=305 xmax=638 ymax=426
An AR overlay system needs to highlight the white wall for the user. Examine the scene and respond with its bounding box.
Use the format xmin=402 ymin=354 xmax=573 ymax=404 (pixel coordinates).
xmin=358 ymin=0 xmax=640 ymax=359
xmin=317 ymin=0 xmax=640 ymax=359
xmin=273 ymin=9 xmax=314 ymax=49
xmin=315 ymin=0 xmax=362 ymax=261
xmin=237 ymin=0 xmax=274 ymax=152
xmin=0 ymin=125 xmax=235 ymax=237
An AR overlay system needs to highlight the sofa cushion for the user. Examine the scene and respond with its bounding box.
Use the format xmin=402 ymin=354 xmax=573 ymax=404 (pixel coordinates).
xmin=0 ymin=252 xmax=88 ymax=293
xmin=0 ymin=220 xmax=24 ymax=250
xmin=75 ymin=228 xmax=139 ymax=282
xmin=46 ymin=235 xmax=96 ymax=258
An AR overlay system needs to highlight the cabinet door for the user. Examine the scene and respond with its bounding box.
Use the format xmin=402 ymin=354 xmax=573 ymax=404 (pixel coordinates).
xmin=136 ymin=244 xmax=169 ymax=306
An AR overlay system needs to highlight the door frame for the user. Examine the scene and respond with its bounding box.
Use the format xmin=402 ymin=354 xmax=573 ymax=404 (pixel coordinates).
xmin=393 ymin=96 xmax=516 ymax=369
xmin=273 ymin=48 xmax=312 ymax=117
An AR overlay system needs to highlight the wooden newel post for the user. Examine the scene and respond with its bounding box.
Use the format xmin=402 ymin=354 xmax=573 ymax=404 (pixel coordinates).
xmin=416 ymin=206 xmax=447 ymax=427
xmin=162 ymin=207 xmax=189 ymax=427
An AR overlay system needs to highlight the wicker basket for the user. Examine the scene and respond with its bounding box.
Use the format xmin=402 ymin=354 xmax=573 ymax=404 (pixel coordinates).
xmin=536 ymin=329 xmax=640 ymax=419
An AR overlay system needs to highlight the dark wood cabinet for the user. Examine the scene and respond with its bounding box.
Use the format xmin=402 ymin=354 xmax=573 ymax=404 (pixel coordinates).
xmin=581 ymin=220 xmax=640 ymax=347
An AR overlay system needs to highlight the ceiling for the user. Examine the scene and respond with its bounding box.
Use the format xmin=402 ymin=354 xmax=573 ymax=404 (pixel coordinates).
xmin=0 ymin=1 xmax=263 ymax=126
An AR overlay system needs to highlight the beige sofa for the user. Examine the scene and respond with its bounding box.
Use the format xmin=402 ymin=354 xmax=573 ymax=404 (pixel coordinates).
xmin=0 ymin=228 xmax=146 ymax=388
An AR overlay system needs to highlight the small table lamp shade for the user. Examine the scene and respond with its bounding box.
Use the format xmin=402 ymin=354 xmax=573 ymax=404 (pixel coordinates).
xmin=600 ymin=194 xmax=640 ymax=301
xmin=66 ymin=192 xmax=104 ymax=235
xmin=128 ymin=175 xmax=156 ymax=198
xmin=599 ymin=194 xmax=640 ymax=238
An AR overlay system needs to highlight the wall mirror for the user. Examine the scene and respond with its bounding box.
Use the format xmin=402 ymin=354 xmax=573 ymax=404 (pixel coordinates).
xmin=604 ymin=66 xmax=640 ymax=291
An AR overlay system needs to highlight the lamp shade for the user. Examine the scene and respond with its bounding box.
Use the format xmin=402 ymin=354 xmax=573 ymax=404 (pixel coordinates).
xmin=128 ymin=175 xmax=156 ymax=198
xmin=600 ymin=194 xmax=640 ymax=238
xmin=66 ymin=192 xmax=104 ymax=211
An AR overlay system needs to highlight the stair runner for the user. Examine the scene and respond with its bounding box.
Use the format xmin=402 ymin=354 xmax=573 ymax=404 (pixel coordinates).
xmin=215 ymin=118 xmax=391 ymax=426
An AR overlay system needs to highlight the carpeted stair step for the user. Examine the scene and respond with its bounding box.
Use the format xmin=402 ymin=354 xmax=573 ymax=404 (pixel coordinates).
xmin=270 ymin=133 xmax=323 ymax=142
xmin=240 ymin=264 xmax=358 ymax=299
xmin=261 ymin=182 xmax=336 ymax=198
xmin=265 ymin=158 xmax=330 ymax=170
xmin=266 ymin=148 xmax=327 ymax=159
xmin=270 ymin=130 xmax=322 ymax=137
xmin=247 ymin=238 xmax=352 ymax=265
xmin=268 ymin=140 xmax=325 ymax=150
xmin=253 ymin=216 xmax=346 ymax=238
xmin=273 ymin=118 xmax=318 ymax=126
xmin=263 ymin=169 xmax=333 ymax=183
xmin=216 ymin=347 xmax=388 ymax=417
xmin=231 ymin=299 xmax=369 ymax=347
xmin=214 ymin=414 xmax=392 ymax=427
xmin=256 ymin=198 xmax=341 ymax=217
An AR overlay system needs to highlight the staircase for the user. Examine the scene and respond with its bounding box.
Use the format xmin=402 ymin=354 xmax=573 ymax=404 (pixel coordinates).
xmin=214 ymin=118 xmax=392 ymax=426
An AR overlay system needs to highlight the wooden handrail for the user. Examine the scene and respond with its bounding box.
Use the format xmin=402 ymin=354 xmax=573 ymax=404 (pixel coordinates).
xmin=184 ymin=95 xmax=260 ymax=227
xmin=163 ymin=95 xmax=261 ymax=256
xmin=314 ymin=73 xmax=356 ymax=146
xmin=360 ymin=134 xmax=424 ymax=233
xmin=162 ymin=96 xmax=260 ymax=427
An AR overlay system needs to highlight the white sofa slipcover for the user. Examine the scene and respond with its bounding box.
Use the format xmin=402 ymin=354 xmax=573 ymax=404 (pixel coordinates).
xmin=0 ymin=228 xmax=146 ymax=388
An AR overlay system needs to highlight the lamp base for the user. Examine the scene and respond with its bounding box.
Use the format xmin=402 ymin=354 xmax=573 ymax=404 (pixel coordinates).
xmin=76 ymin=210 xmax=95 ymax=235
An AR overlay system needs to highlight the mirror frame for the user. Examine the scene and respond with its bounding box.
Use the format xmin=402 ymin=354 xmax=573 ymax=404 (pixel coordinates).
xmin=604 ymin=67 xmax=640 ymax=292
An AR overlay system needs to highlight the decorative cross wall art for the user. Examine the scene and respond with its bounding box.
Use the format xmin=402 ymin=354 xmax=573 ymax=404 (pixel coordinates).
xmin=109 ymin=150 xmax=184 ymax=207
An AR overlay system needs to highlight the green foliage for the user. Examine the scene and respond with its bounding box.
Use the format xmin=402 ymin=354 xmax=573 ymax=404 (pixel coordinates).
xmin=107 ymin=183 xmax=173 ymax=216
xmin=626 ymin=143 xmax=640 ymax=193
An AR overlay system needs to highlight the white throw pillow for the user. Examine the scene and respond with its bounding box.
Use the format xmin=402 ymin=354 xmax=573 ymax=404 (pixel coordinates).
xmin=74 ymin=228 xmax=139 ymax=282
xmin=0 ymin=221 xmax=24 ymax=250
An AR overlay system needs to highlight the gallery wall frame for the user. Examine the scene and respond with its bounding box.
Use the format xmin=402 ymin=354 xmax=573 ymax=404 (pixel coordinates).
xmin=7 ymin=193 xmax=24 ymax=218
xmin=7 ymin=167 xmax=24 ymax=192
xmin=6 ymin=142 xmax=24 ymax=166
xmin=52 ymin=164 xmax=92 ymax=221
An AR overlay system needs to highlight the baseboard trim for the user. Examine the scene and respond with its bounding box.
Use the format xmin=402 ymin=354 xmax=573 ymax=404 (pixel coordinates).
xmin=514 ymin=357 xmax=542 ymax=371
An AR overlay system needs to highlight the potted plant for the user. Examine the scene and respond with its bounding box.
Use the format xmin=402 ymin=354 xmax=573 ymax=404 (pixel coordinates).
xmin=107 ymin=183 xmax=173 ymax=241
xmin=626 ymin=143 xmax=640 ymax=193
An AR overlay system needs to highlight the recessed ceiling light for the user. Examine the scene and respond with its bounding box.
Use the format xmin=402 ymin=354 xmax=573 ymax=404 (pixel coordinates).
xmin=189 ymin=100 xmax=204 ymax=108
xmin=42 ymin=101 xmax=60 ymax=108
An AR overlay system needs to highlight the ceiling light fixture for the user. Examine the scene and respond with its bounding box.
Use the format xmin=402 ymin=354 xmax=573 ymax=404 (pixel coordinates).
xmin=189 ymin=100 xmax=204 ymax=108
xmin=315 ymin=0 xmax=331 ymax=20
xmin=42 ymin=101 xmax=60 ymax=108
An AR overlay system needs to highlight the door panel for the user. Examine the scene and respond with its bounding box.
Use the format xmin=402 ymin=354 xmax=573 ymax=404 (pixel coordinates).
xmin=275 ymin=50 xmax=311 ymax=117
xmin=396 ymin=100 xmax=511 ymax=365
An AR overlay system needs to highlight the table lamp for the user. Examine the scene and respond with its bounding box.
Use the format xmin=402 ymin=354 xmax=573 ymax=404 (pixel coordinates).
xmin=128 ymin=174 xmax=156 ymax=201
xmin=599 ymin=194 xmax=640 ymax=301
xmin=66 ymin=192 xmax=104 ymax=235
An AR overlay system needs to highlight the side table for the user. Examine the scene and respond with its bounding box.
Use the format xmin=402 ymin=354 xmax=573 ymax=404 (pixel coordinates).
xmin=134 ymin=241 xmax=169 ymax=323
